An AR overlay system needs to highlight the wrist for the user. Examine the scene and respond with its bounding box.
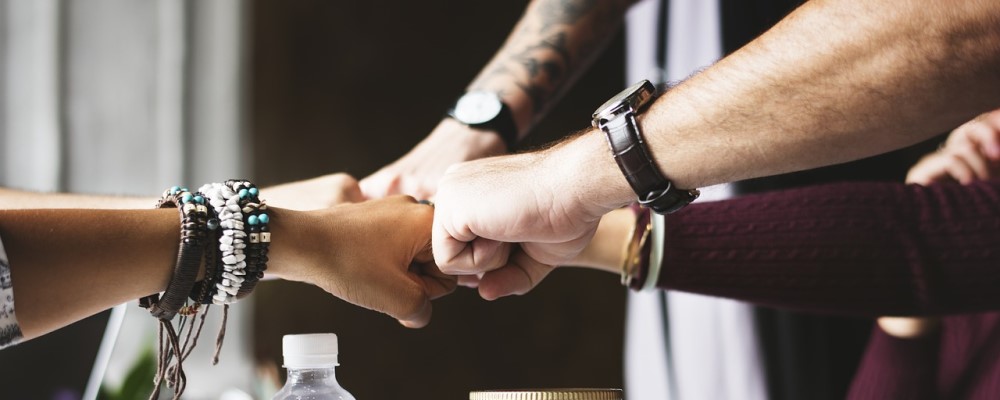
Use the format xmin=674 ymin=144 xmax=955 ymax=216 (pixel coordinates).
xmin=431 ymin=118 xmax=507 ymax=158
xmin=546 ymin=129 xmax=635 ymax=215
xmin=570 ymin=208 xmax=635 ymax=272
xmin=261 ymin=207 xmax=313 ymax=282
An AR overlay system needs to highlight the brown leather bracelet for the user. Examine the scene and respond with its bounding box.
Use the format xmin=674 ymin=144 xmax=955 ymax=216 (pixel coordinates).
xmin=140 ymin=188 xmax=210 ymax=321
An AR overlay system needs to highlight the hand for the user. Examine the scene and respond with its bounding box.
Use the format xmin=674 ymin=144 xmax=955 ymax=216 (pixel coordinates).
xmin=276 ymin=196 xmax=456 ymax=328
xmin=458 ymin=206 xmax=637 ymax=299
xmin=906 ymin=109 xmax=1000 ymax=185
xmin=432 ymin=132 xmax=632 ymax=298
xmin=876 ymin=110 xmax=1000 ymax=338
xmin=263 ymin=173 xmax=365 ymax=210
xmin=360 ymin=119 xmax=507 ymax=199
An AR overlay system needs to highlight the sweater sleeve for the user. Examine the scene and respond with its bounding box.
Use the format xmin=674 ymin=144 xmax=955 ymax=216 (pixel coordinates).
xmin=0 ymin=231 xmax=22 ymax=349
xmin=846 ymin=326 xmax=940 ymax=400
xmin=656 ymin=179 xmax=1000 ymax=316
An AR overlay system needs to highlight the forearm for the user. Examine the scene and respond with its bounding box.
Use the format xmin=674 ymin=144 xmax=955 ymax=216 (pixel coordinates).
xmin=469 ymin=0 xmax=636 ymax=135
xmin=560 ymin=0 xmax=1000 ymax=210
xmin=573 ymin=179 xmax=1000 ymax=315
xmin=642 ymin=0 xmax=1000 ymax=189
xmin=2 ymin=207 xmax=306 ymax=339
xmin=2 ymin=209 xmax=179 ymax=338
xmin=0 ymin=187 xmax=153 ymax=209
xmin=657 ymin=179 xmax=1000 ymax=317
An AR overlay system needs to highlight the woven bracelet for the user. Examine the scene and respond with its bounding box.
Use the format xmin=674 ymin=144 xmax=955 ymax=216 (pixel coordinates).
xmin=140 ymin=187 xmax=210 ymax=321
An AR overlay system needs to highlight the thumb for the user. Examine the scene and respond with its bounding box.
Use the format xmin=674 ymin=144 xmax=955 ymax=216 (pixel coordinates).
xmin=477 ymin=248 xmax=555 ymax=300
xmin=343 ymin=182 xmax=366 ymax=203
xmin=396 ymin=297 xmax=433 ymax=329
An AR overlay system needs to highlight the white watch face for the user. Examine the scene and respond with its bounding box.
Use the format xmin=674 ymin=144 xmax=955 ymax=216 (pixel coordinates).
xmin=453 ymin=91 xmax=503 ymax=125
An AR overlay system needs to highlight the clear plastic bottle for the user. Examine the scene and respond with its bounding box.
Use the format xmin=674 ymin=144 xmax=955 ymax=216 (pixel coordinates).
xmin=272 ymin=333 xmax=357 ymax=400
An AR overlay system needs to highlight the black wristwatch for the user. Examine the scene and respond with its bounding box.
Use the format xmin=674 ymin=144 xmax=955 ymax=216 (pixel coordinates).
xmin=448 ymin=91 xmax=519 ymax=150
xmin=592 ymin=80 xmax=699 ymax=214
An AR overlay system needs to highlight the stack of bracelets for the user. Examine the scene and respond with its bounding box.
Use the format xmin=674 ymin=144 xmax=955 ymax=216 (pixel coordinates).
xmin=138 ymin=179 xmax=270 ymax=400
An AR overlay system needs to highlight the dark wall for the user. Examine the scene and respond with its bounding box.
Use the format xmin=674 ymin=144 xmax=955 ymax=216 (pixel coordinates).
xmin=250 ymin=1 xmax=629 ymax=399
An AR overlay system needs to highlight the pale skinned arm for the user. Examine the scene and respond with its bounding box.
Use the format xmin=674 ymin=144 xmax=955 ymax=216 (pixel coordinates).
xmin=3 ymin=196 xmax=454 ymax=342
xmin=360 ymin=0 xmax=637 ymax=199
xmin=432 ymin=0 xmax=1000 ymax=288
xmin=506 ymin=111 xmax=1000 ymax=338
xmin=0 ymin=172 xmax=364 ymax=211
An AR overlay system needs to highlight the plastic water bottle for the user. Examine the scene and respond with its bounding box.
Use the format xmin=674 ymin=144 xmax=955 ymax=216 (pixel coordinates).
xmin=272 ymin=333 xmax=357 ymax=400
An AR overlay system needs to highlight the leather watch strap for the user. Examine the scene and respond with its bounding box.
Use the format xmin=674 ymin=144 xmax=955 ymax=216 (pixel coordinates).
xmin=488 ymin=102 xmax=519 ymax=151
xmin=604 ymin=113 xmax=698 ymax=214
xmin=447 ymin=94 xmax=520 ymax=151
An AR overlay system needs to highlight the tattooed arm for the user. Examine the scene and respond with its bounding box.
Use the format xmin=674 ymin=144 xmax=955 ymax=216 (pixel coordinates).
xmin=468 ymin=0 xmax=636 ymax=134
xmin=361 ymin=0 xmax=637 ymax=199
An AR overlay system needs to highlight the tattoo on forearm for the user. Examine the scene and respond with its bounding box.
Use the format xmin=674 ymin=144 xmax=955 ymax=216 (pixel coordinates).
xmin=474 ymin=0 xmax=630 ymax=115
xmin=540 ymin=0 xmax=598 ymax=24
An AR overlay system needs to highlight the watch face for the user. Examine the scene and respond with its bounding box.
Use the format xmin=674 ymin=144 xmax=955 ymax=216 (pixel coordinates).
xmin=453 ymin=91 xmax=503 ymax=125
xmin=592 ymin=80 xmax=656 ymax=124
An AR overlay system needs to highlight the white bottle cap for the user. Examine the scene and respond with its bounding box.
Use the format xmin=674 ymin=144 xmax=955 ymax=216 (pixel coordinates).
xmin=283 ymin=333 xmax=339 ymax=368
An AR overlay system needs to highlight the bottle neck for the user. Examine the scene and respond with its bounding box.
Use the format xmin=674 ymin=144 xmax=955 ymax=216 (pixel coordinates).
xmin=285 ymin=366 xmax=339 ymax=386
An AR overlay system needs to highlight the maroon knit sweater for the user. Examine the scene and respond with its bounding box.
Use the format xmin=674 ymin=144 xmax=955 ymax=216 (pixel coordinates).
xmin=656 ymin=179 xmax=1000 ymax=399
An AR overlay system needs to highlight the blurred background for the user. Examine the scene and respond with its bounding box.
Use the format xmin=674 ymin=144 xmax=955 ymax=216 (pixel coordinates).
xmin=0 ymin=0 xmax=628 ymax=399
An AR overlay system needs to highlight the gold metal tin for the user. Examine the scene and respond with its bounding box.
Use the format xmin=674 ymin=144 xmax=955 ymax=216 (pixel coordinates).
xmin=470 ymin=389 xmax=623 ymax=400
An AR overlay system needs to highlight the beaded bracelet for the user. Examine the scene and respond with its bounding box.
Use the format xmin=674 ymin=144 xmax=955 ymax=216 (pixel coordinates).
xmin=237 ymin=198 xmax=270 ymax=298
xmin=145 ymin=182 xmax=270 ymax=400
xmin=140 ymin=186 xmax=211 ymax=320
xmin=199 ymin=181 xmax=248 ymax=304
xmin=198 ymin=179 xmax=271 ymax=304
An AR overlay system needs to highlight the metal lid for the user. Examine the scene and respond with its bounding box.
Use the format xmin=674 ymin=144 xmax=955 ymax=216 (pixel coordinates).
xmin=470 ymin=389 xmax=623 ymax=400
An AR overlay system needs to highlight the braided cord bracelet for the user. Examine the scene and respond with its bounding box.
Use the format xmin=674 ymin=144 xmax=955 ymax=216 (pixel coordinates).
xmin=140 ymin=187 xmax=210 ymax=320
xmin=143 ymin=180 xmax=272 ymax=400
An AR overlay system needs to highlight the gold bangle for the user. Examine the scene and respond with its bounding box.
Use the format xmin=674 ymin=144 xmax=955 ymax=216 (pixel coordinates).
xmin=621 ymin=207 xmax=652 ymax=287
xmin=620 ymin=220 xmax=639 ymax=286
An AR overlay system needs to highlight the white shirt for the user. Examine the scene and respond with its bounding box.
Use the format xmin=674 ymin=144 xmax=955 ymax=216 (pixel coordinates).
xmin=623 ymin=1 xmax=767 ymax=398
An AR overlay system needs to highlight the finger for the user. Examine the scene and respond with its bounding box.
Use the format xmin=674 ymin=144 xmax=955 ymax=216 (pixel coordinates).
xmin=433 ymin=210 xmax=511 ymax=274
xmin=457 ymin=275 xmax=481 ymax=288
xmin=431 ymin=212 xmax=473 ymax=273
xmin=905 ymin=154 xmax=951 ymax=185
xmin=337 ymin=175 xmax=366 ymax=203
xmin=359 ymin=172 xmax=399 ymax=199
xmin=396 ymin=297 xmax=433 ymax=329
xmin=412 ymin=263 xmax=458 ymax=300
xmin=435 ymin=237 xmax=511 ymax=275
xmin=949 ymin=141 xmax=992 ymax=181
xmin=473 ymin=238 xmax=512 ymax=272
xmin=477 ymin=249 xmax=555 ymax=301
xmin=943 ymin=153 xmax=977 ymax=184
xmin=877 ymin=316 xmax=941 ymax=339
xmin=414 ymin=246 xmax=435 ymax=264
xmin=358 ymin=175 xmax=382 ymax=199
xmin=400 ymin=178 xmax=436 ymax=201
xmin=966 ymin=122 xmax=1000 ymax=162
